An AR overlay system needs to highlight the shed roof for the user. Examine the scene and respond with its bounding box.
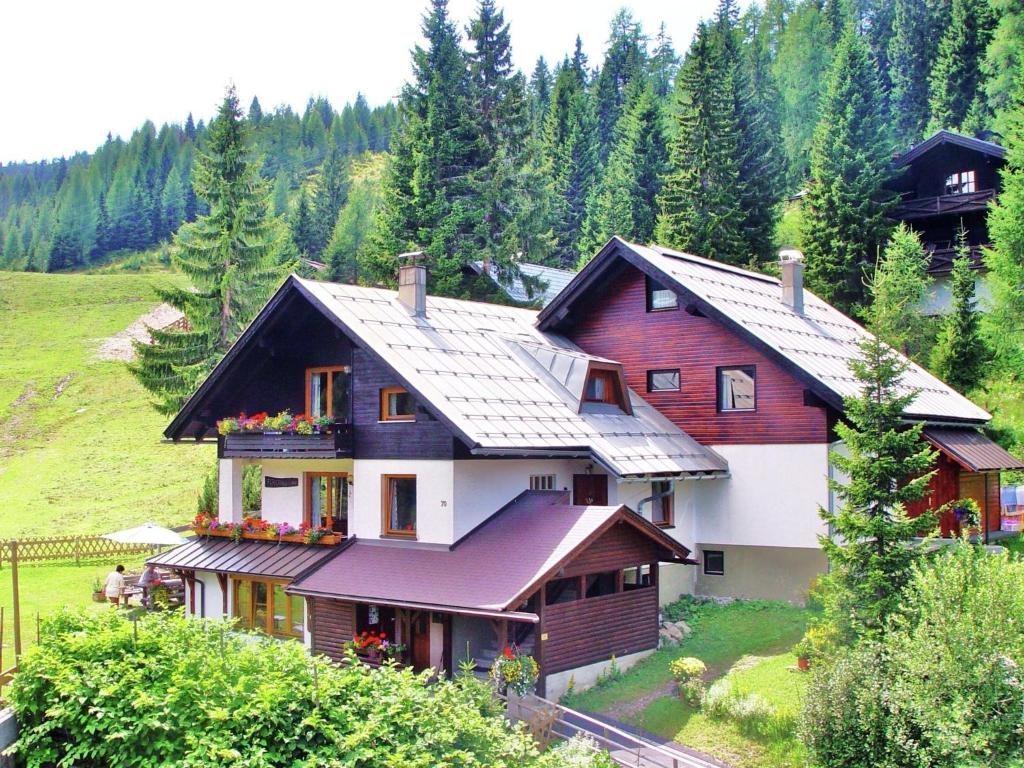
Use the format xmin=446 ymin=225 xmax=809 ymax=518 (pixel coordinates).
xmin=287 ymin=490 xmax=691 ymax=615
xmin=147 ymin=536 xmax=340 ymax=580
xmin=469 ymin=261 xmax=577 ymax=306
xmin=290 ymin=276 xmax=727 ymax=477
xmin=923 ymin=428 xmax=1024 ymax=472
xmin=538 ymin=238 xmax=990 ymax=425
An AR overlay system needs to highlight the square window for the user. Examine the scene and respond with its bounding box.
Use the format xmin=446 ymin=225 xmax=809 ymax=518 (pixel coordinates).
xmin=647 ymin=369 xmax=680 ymax=392
xmin=717 ymin=366 xmax=756 ymax=411
xmin=529 ymin=474 xmax=556 ymax=491
xmin=380 ymin=387 xmax=415 ymax=421
xmin=703 ymin=550 xmax=725 ymax=576
xmin=306 ymin=366 xmax=351 ymax=420
xmin=651 ymin=480 xmax=674 ymax=526
xmin=646 ymin=276 xmax=678 ymax=311
xmin=383 ymin=475 xmax=416 ymax=536
xmin=945 ymin=169 xmax=977 ymax=195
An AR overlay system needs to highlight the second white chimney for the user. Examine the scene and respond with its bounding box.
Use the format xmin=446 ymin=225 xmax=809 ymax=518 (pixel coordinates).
xmin=779 ymin=248 xmax=804 ymax=314
xmin=397 ymin=251 xmax=427 ymax=317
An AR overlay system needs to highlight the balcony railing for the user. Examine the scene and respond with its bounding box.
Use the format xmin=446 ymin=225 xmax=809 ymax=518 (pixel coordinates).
xmin=894 ymin=189 xmax=996 ymax=220
xmin=218 ymin=424 xmax=354 ymax=459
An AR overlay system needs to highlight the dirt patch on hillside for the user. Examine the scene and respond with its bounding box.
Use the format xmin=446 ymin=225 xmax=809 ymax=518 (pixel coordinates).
xmin=96 ymin=303 xmax=184 ymax=362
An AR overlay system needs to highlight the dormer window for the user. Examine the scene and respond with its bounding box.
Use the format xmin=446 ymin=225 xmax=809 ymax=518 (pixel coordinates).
xmin=944 ymin=170 xmax=976 ymax=195
xmin=646 ymin=275 xmax=678 ymax=312
xmin=306 ymin=366 xmax=350 ymax=421
xmin=581 ymin=364 xmax=631 ymax=413
xmin=380 ymin=387 xmax=415 ymax=422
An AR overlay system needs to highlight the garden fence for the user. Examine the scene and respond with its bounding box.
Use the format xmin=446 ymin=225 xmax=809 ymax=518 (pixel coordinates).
xmin=0 ymin=535 xmax=160 ymax=568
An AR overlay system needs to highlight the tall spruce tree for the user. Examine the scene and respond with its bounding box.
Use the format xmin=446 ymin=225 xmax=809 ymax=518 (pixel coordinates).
xmin=931 ymin=227 xmax=986 ymax=392
xmin=819 ymin=336 xmax=937 ymax=641
xmin=326 ymin=180 xmax=381 ymax=284
xmin=889 ymin=0 xmax=940 ymax=146
xmin=310 ymin=143 xmax=351 ymax=256
xmin=984 ymin=0 xmax=1024 ymax=135
xmin=867 ymin=223 xmax=932 ymax=362
xmin=804 ymin=27 xmax=895 ymax=316
xmin=649 ymin=22 xmax=678 ymax=99
xmin=580 ymin=83 xmax=667 ymax=257
xmin=290 ymin=187 xmax=317 ymax=256
xmin=528 ymin=57 xmax=553 ymax=127
xmin=131 ymin=87 xmax=282 ymax=415
xmin=593 ymin=10 xmax=648 ymax=161
xmin=983 ymin=70 xmax=1024 ymax=378
xmin=655 ymin=23 xmax=745 ymax=263
xmin=160 ymin=169 xmax=186 ymax=238
xmin=927 ymin=0 xmax=996 ymax=133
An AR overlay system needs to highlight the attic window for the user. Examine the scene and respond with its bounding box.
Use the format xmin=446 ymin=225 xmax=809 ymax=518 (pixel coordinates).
xmin=944 ymin=170 xmax=976 ymax=195
xmin=646 ymin=276 xmax=678 ymax=312
xmin=380 ymin=387 xmax=415 ymax=422
xmin=718 ymin=366 xmax=756 ymax=412
xmin=583 ymin=367 xmax=629 ymax=411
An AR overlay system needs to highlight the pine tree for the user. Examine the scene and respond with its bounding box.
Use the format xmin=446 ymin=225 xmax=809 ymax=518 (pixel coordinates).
xmin=571 ymin=35 xmax=589 ymax=83
xmin=889 ymin=0 xmax=939 ymax=146
xmin=867 ymin=223 xmax=932 ymax=361
xmin=290 ymin=187 xmax=317 ymax=256
xmin=931 ymin=227 xmax=986 ymax=392
xmin=326 ymin=180 xmax=381 ymax=283
xmin=131 ymin=86 xmax=282 ymax=415
xmin=580 ymin=84 xmax=666 ymax=256
xmin=593 ymin=9 xmax=648 ymax=161
xmin=248 ymin=96 xmax=263 ymax=125
xmin=984 ymin=0 xmax=1024 ymax=135
xmin=983 ymin=72 xmax=1024 ymax=378
xmin=927 ymin=0 xmax=996 ymax=133
xmin=804 ymin=27 xmax=895 ymax=316
xmin=46 ymin=166 xmax=98 ymax=271
xmin=649 ymin=22 xmax=678 ymax=99
xmin=655 ymin=23 xmax=745 ymax=264
xmin=310 ymin=143 xmax=351 ymax=256
xmin=529 ymin=57 xmax=552 ymax=127
xmin=160 ymin=170 xmax=186 ymax=238
xmin=818 ymin=336 xmax=937 ymax=641
xmin=271 ymin=169 xmax=290 ymax=217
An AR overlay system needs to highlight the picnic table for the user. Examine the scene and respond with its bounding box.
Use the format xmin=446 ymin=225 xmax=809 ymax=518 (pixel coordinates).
xmin=120 ymin=568 xmax=185 ymax=609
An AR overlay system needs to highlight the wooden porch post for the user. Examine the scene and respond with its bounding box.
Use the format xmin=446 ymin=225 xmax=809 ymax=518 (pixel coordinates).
xmin=535 ymin=584 xmax=546 ymax=698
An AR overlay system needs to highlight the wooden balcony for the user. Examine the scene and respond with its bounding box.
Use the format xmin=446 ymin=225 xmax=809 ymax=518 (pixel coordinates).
xmin=218 ymin=424 xmax=354 ymax=459
xmin=894 ymin=189 xmax=996 ymax=221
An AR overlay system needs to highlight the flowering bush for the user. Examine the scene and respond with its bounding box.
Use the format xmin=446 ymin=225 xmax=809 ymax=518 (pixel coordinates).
xmin=217 ymin=411 xmax=333 ymax=436
xmin=301 ymin=524 xmax=333 ymax=544
xmin=669 ymin=656 xmax=706 ymax=704
xmin=937 ymin=497 xmax=982 ymax=529
xmin=350 ymin=631 xmax=405 ymax=659
xmin=793 ymin=623 xmax=841 ymax=666
xmin=490 ymin=646 xmax=539 ymax=697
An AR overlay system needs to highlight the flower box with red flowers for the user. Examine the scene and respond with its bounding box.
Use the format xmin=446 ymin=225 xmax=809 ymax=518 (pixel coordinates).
xmin=216 ymin=411 xmax=353 ymax=459
xmin=191 ymin=513 xmax=341 ymax=545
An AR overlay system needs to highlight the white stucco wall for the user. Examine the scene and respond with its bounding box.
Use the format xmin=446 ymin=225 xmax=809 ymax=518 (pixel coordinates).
xmin=919 ymin=271 xmax=991 ymax=316
xmin=691 ymin=443 xmax=830 ymax=549
xmin=186 ymin=571 xmax=224 ymax=620
xmin=258 ymin=459 xmax=354 ymax=526
xmin=351 ymin=459 xmax=455 ymax=543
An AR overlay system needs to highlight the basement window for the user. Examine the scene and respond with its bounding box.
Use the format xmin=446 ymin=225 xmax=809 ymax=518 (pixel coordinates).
xmin=646 ymin=276 xmax=678 ymax=312
xmin=703 ymin=550 xmax=725 ymax=576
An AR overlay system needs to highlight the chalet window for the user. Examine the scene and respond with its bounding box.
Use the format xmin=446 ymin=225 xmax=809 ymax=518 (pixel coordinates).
xmin=717 ymin=366 xmax=756 ymax=411
xmin=647 ymin=369 xmax=680 ymax=392
xmin=232 ymin=577 xmax=303 ymax=639
xmin=305 ymin=472 xmax=348 ymax=534
xmin=306 ymin=366 xmax=351 ymax=421
xmin=646 ymin=275 xmax=678 ymax=311
xmin=382 ymin=475 xmax=416 ymax=537
xmin=355 ymin=603 xmax=396 ymax=639
xmin=545 ymin=576 xmax=580 ymax=605
xmin=380 ymin=387 xmax=415 ymax=422
xmin=944 ymin=169 xmax=976 ymax=195
xmin=622 ymin=565 xmax=652 ymax=591
xmin=703 ymin=550 xmax=725 ymax=576
xmin=651 ymin=480 xmax=674 ymax=527
xmin=529 ymin=474 xmax=556 ymax=491
xmin=585 ymin=571 xmax=618 ymax=598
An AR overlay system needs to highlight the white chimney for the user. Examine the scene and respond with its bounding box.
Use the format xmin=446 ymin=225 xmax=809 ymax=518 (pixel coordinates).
xmin=397 ymin=251 xmax=427 ymax=316
xmin=779 ymin=248 xmax=805 ymax=314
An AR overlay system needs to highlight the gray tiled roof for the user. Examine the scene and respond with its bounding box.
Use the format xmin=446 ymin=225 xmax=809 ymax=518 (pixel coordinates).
xmin=471 ymin=261 xmax=576 ymax=306
xmin=297 ymin=276 xmax=727 ymax=477
xmin=623 ymin=240 xmax=990 ymax=423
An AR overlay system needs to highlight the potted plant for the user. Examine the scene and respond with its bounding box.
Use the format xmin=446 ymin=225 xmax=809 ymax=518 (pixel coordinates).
xmin=793 ymin=623 xmax=839 ymax=671
xmin=489 ymin=646 xmax=539 ymax=697
xmin=92 ymin=578 xmax=106 ymax=603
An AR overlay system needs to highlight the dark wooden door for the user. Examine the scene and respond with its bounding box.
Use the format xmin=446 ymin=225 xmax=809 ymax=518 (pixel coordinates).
xmin=411 ymin=613 xmax=431 ymax=672
xmin=573 ymin=474 xmax=608 ymax=506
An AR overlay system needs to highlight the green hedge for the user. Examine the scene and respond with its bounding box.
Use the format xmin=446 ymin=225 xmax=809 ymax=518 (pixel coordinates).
xmin=8 ymin=611 xmax=606 ymax=768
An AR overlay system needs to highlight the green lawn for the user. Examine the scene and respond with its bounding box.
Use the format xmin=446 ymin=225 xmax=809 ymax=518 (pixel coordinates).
xmin=564 ymin=600 xmax=811 ymax=768
xmin=0 ymin=271 xmax=213 ymax=538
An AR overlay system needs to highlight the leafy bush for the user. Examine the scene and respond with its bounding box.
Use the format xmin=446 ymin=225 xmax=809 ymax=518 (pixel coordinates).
xmin=792 ymin=622 xmax=840 ymax=665
xmin=10 ymin=610 xmax=546 ymax=768
xmin=661 ymin=594 xmax=710 ymax=623
xmin=800 ymin=544 xmax=1024 ymax=767
xmin=536 ymin=735 xmax=616 ymax=767
xmin=701 ymin=678 xmax=736 ymax=718
xmin=669 ymin=656 xmax=706 ymax=704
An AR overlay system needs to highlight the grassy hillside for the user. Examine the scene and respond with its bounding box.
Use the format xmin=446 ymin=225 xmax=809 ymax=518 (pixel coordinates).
xmin=0 ymin=271 xmax=213 ymax=537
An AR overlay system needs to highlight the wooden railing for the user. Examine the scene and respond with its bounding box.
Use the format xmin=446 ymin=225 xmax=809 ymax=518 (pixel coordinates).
xmin=894 ymin=189 xmax=996 ymax=220
xmin=0 ymin=535 xmax=160 ymax=568
xmin=219 ymin=424 xmax=354 ymax=459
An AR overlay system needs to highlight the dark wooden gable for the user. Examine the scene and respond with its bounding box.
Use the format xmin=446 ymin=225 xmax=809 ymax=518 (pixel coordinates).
xmin=561 ymin=518 xmax=672 ymax=577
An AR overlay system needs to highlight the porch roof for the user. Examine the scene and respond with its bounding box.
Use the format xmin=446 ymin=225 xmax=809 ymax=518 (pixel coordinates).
xmin=923 ymin=428 xmax=1024 ymax=472
xmin=147 ymin=536 xmax=340 ymax=580
xmin=287 ymin=490 xmax=692 ymax=614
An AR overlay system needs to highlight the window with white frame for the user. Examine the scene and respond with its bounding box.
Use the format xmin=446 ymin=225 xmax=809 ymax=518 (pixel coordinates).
xmin=944 ymin=169 xmax=976 ymax=195
xmin=529 ymin=474 xmax=556 ymax=491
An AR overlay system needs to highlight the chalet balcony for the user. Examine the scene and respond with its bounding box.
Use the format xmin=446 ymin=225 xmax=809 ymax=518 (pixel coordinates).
xmin=218 ymin=424 xmax=354 ymax=460
xmin=893 ymin=188 xmax=996 ymax=220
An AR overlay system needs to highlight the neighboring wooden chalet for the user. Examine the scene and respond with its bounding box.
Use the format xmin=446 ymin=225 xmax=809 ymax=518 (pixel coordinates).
xmin=886 ymin=130 xmax=1007 ymax=313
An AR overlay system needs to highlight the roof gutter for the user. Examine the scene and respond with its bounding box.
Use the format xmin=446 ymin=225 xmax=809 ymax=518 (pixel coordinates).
xmin=282 ymin=587 xmax=540 ymax=623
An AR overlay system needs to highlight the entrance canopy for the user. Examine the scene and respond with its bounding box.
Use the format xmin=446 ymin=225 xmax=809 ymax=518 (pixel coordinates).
xmin=923 ymin=428 xmax=1024 ymax=472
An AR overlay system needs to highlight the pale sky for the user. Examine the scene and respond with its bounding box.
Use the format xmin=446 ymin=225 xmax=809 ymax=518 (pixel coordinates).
xmin=1 ymin=0 xmax=738 ymax=165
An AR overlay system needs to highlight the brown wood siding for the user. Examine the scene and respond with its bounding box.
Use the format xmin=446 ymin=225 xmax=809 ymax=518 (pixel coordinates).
xmin=906 ymin=452 xmax=960 ymax=534
xmin=562 ymin=522 xmax=666 ymax=578
xmin=310 ymin=598 xmax=355 ymax=661
xmin=567 ymin=264 xmax=829 ymax=444
xmin=541 ymin=587 xmax=659 ymax=674
xmin=352 ymin=349 xmax=456 ymax=459
xmin=986 ymin=472 xmax=1002 ymax=535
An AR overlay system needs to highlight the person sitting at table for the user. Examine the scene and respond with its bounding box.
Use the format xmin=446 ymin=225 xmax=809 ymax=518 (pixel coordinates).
xmin=138 ymin=564 xmax=159 ymax=608
xmin=104 ymin=565 xmax=126 ymax=607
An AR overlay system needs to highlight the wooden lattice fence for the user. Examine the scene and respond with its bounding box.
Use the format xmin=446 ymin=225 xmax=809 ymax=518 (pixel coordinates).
xmin=0 ymin=535 xmax=160 ymax=567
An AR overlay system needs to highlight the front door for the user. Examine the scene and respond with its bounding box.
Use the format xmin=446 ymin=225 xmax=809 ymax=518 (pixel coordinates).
xmin=411 ymin=613 xmax=431 ymax=672
xmin=573 ymin=474 xmax=608 ymax=506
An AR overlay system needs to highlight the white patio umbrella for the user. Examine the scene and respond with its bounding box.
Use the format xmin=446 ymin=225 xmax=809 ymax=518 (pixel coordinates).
xmin=103 ymin=522 xmax=185 ymax=546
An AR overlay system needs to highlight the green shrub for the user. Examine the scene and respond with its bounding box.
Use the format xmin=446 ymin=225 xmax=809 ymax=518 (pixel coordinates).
xmin=701 ymin=678 xmax=736 ymax=718
xmin=792 ymin=622 xmax=840 ymax=665
xmin=536 ymin=735 xmax=616 ymax=767
xmin=669 ymin=656 xmax=706 ymax=704
xmin=10 ymin=610 xmax=545 ymax=768
xmin=800 ymin=544 xmax=1024 ymax=767
xmin=660 ymin=594 xmax=710 ymax=623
